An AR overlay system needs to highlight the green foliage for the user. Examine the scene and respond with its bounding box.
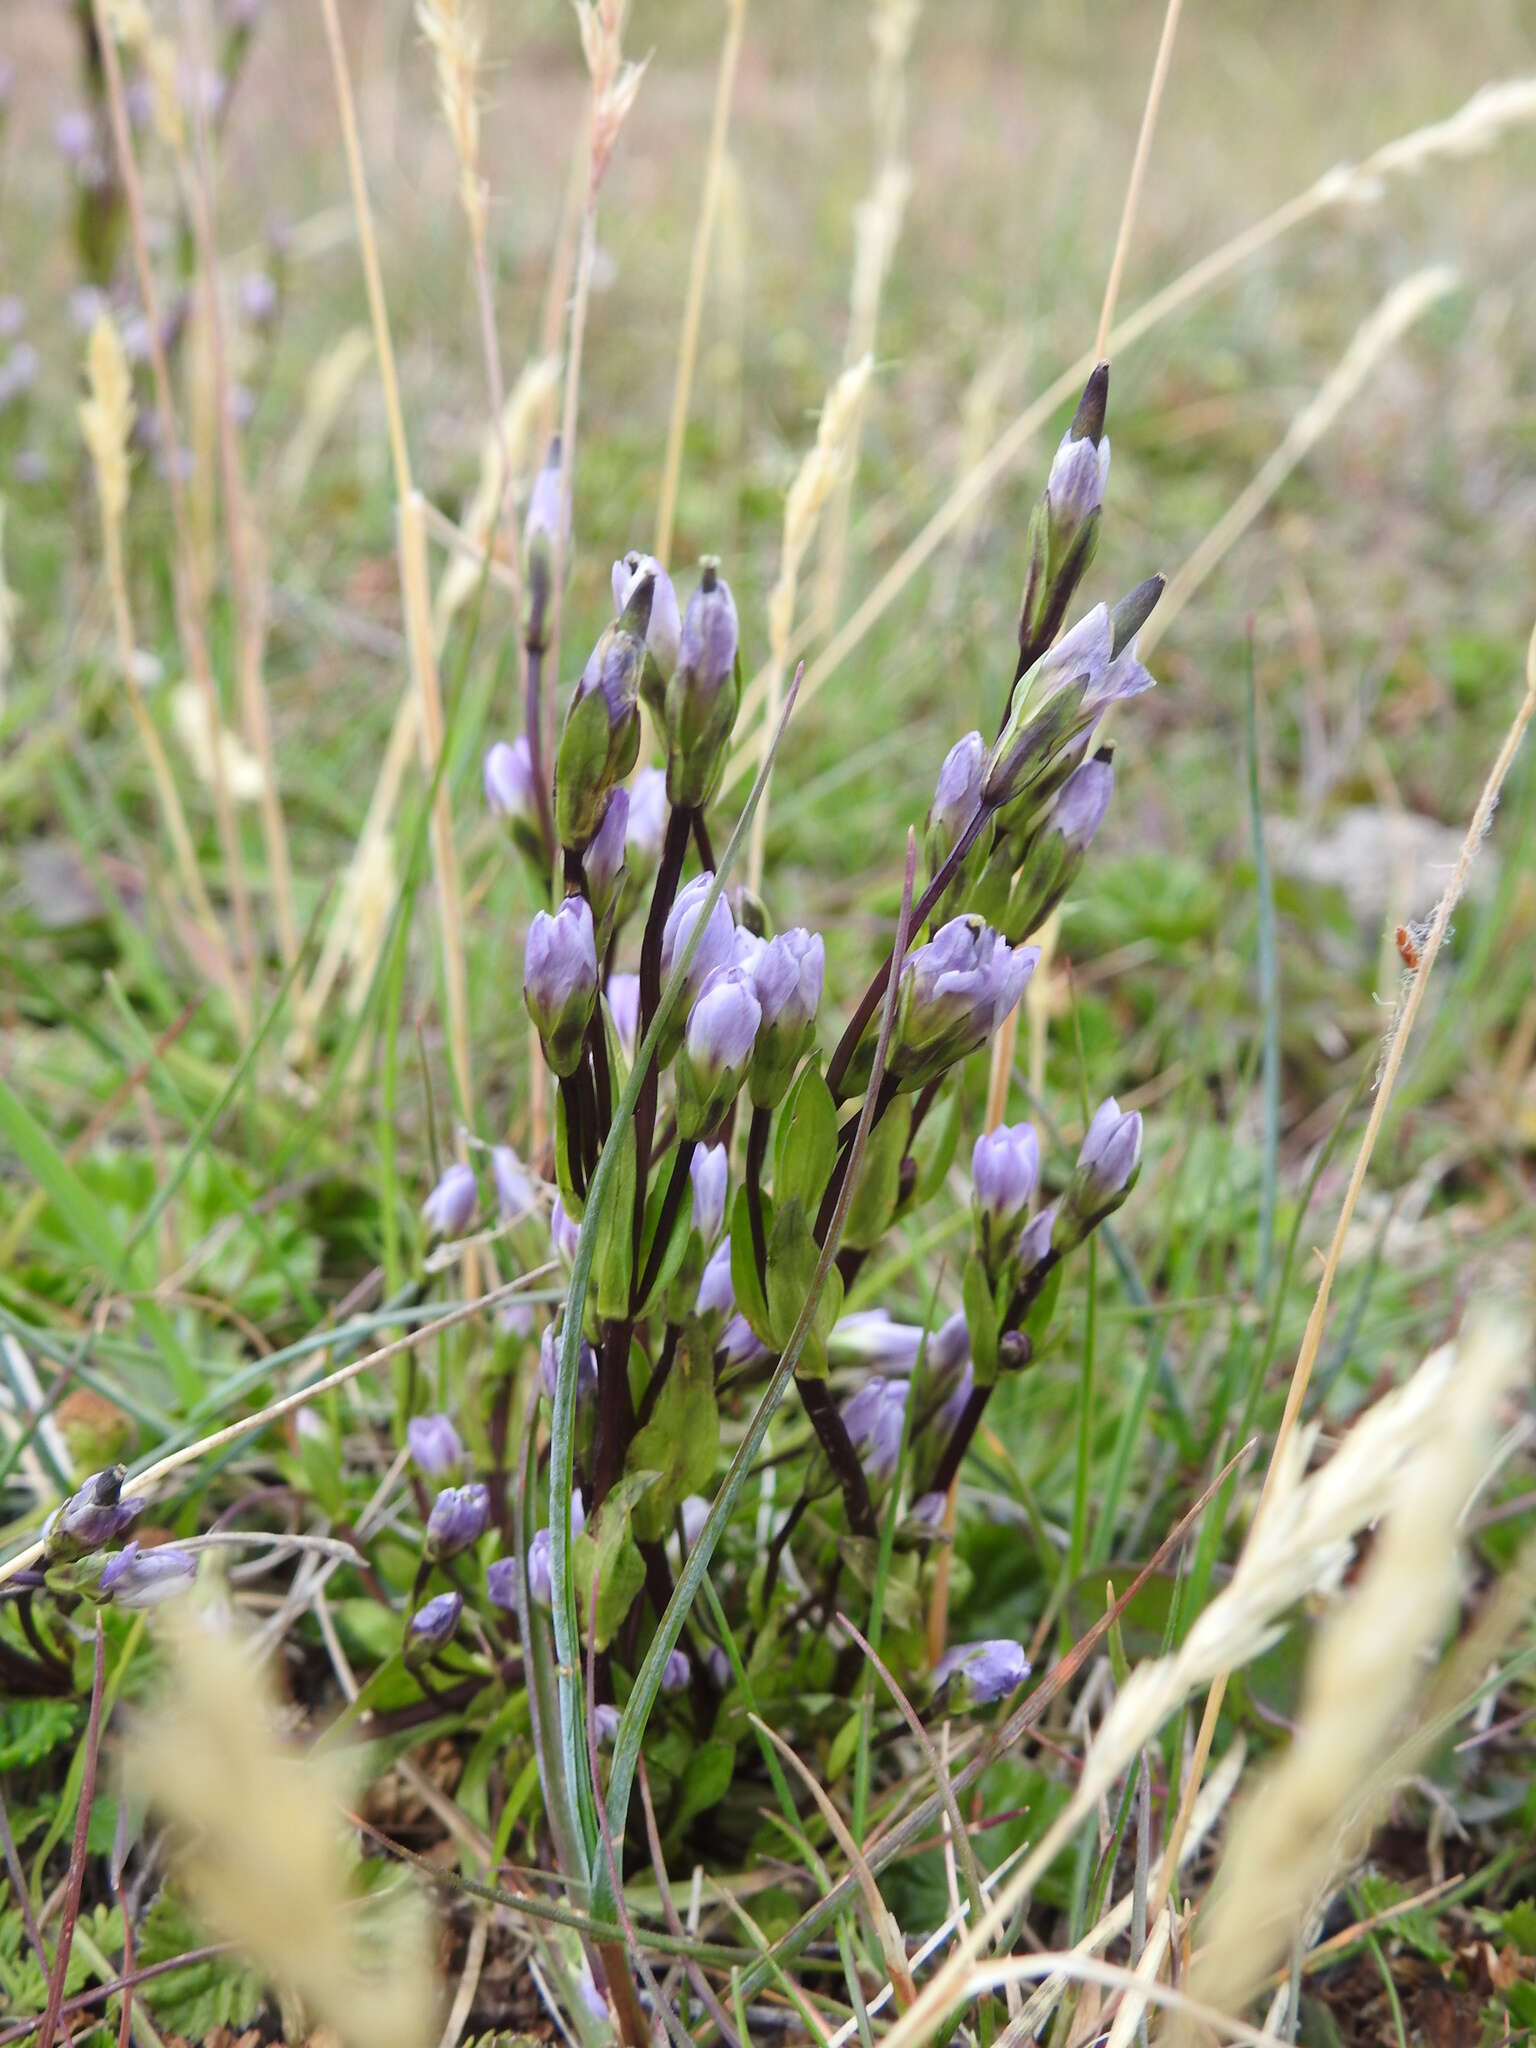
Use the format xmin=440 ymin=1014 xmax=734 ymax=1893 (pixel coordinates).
xmin=134 ymin=1892 xmax=267 ymax=2039
xmin=627 ymin=1320 xmax=718 ymax=1541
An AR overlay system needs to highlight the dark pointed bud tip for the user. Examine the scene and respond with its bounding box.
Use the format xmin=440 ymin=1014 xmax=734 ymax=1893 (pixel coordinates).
xmin=699 ymin=554 xmax=720 ymax=593
xmin=1093 ymin=743 xmax=1115 ymax=766
xmin=1070 ymin=362 xmax=1109 ymax=446
xmin=618 ymin=561 xmax=656 ymax=637
xmin=1110 ymin=572 xmax=1164 ymax=657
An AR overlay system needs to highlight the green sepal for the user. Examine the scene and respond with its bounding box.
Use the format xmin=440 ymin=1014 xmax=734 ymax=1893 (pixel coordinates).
xmin=905 ymin=1083 xmax=961 ymax=1209
xmin=627 ymin=1319 xmax=719 ymax=1543
xmin=766 ymin=1197 xmax=842 ymax=1377
xmin=553 ymin=682 xmax=615 ymax=847
xmin=841 ymin=1101 xmax=910 ymax=1250
xmin=572 ymin=1469 xmax=653 ymax=1650
xmin=592 ymin=1119 xmax=637 ymax=1319
xmin=1021 ymin=1258 xmax=1064 ymax=1343
xmin=963 ymin=1250 xmax=1000 ymax=1386
xmin=729 ymin=1184 xmax=775 ymax=1344
xmin=773 ymin=1063 xmax=838 ymax=1214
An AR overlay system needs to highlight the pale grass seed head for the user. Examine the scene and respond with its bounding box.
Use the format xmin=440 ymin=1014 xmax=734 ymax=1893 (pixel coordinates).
xmin=0 ymin=499 xmax=18 ymax=706
xmin=1187 ymin=1307 xmax=1531 ymax=2030
xmin=170 ymin=679 xmax=267 ymax=803
xmin=433 ymin=354 xmax=559 ymax=638
xmin=417 ymin=0 xmax=486 ymax=245
xmin=125 ymin=1606 xmax=439 ymax=2048
xmin=770 ymin=354 xmax=873 ymax=648
xmin=79 ymin=315 xmax=136 ymax=526
xmin=574 ymin=0 xmax=646 ymax=187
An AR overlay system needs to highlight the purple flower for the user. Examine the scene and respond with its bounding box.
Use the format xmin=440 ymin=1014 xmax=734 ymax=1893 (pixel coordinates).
xmin=690 ymin=1143 xmax=729 ymax=1243
xmin=550 ymin=1198 xmax=581 ymax=1264
xmin=558 ymin=622 xmax=644 ymax=846
xmin=660 ymin=1649 xmax=690 ymax=1695
xmin=46 ymin=1467 xmax=145 ymax=1563
xmin=407 ymin=1413 xmax=464 ymax=1478
xmin=523 ymin=436 xmax=569 ymax=596
xmin=972 ymin=1122 xmax=1040 ymax=1246
xmin=1067 ymin=1097 xmax=1143 ymax=1231
xmin=664 ymin=560 xmax=740 ymax=805
xmin=661 ymin=873 xmax=736 ymax=1012
xmin=238 ymin=270 xmax=279 ymax=326
xmin=422 ymin=1162 xmax=477 ymax=1239
xmin=934 ymin=1638 xmax=1030 ymax=1706
xmin=1084 ymin=637 xmax=1155 ymax=716
xmin=492 ymin=1145 xmax=536 ymax=1223
xmin=426 ymin=1482 xmax=490 ymax=1560
xmin=607 ymin=972 xmax=641 ymax=1062
xmin=927 ymin=730 xmax=986 ymax=864
xmin=719 ymin=1314 xmax=768 ymax=1368
xmin=406 ymin=1590 xmax=462 ymax=1658
xmin=0 ymin=344 xmax=38 ymax=411
xmin=677 ymin=968 xmax=760 ymax=1138
xmin=706 ymin=1646 xmax=732 ymax=1689
xmin=1045 ymin=426 xmax=1111 ymax=541
xmin=1051 ymin=756 xmax=1114 ymax=854
xmin=54 ymin=108 xmax=96 ymax=164
xmin=593 ymin=1703 xmax=622 ymax=1745
xmin=749 ymin=928 xmax=824 ymax=1107
xmin=841 ymin=1377 xmax=909 ymax=1484
xmin=0 ymin=297 xmax=24 ymax=341
xmin=612 ymin=551 xmax=681 ymax=686
xmin=680 ymin=1495 xmax=710 ymax=1551
xmin=1016 ymin=1198 xmax=1059 ymax=1274
xmin=487 ymin=1557 xmax=518 ymax=1611
xmin=626 ymin=768 xmax=668 ymax=882
xmin=907 ymin=1491 xmax=948 ymax=1534
xmin=695 ymin=1240 xmax=736 ymax=1322
xmin=582 ymin=786 xmax=629 ymax=923
xmin=985 ymin=605 xmax=1119 ymax=807
xmin=539 ymin=1322 xmax=598 ymax=1403
xmin=484 ymin=737 xmax=537 ymax=823
xmin=891 ymin=917 xmax=1038 ymax=1087
xmin=523 ymin=895 xmax=598 ymax=1076
xmin=526 ymin=1527 xmax=553 ymax=1605
xmin=99 ymin=1541 xmax=197 ymax=1609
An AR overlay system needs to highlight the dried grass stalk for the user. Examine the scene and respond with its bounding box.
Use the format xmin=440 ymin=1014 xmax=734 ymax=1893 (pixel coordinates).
xmin=432 ymin=357 xmax=559 ymax=643
xmin=125 ymin=1608 xmax=439 ymax=2048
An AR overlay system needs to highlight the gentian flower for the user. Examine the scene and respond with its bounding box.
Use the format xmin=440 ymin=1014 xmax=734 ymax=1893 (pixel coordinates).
xmin=933 ymin=1637 xmax=1031 ymax=1706
xmin=972 ymin=1122 xmax=1040 ymax=1254
xmin=676 ymin=967 xmax=760 ymax=1138
xmin=748 ymin=927 xmax=824 ymax=1107
xmin=582 ymin=785 xmax=629 ymax=927
xmin=663 ymin=559 xmax=740 ymax=805
xmin=45 ymin=1467 xmax=145 ymax=1562
xmin=523 ymin=895 xmax=598 ymax=1076
xmin=607 ymin=972 xmax=641 ymax=1063
xmin=690 ymin=1143 xmax=729 ymax=1244
xmin=406 ymin=1590 xmax=462 ymax=1662
xmin=422 ymin=1162 xmax=477 ymax=1239
xmin=890 ymin=917 xmax=1038 ymax=1087
xmin=612 ymin=551 xmax=682 ymax=702
xmin=99 ymin=1541 xmax=196 ymax=1609
xmin=661 ymin=873 xmax=736 ymax=1014
xmin=840 ymin=1377 xmax=909 ymax=1484
xmin=492 ymin=1144 xmax=536 ymax=1223
xmin=407 ymin=1413 xmax=464 ymax=1478
xmin=425 ymin=1483 xmax=490 ymax=1561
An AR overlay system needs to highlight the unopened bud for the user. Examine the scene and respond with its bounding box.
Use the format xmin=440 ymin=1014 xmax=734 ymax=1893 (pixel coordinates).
xmin=933 ymin=1637 xmax=1030 ymax=1707
xmin=45 ymin=1466 xmax=145 ymax=1562
xmin=422 ymin=1162 xmax=477 ymax=1239
xmin=425 ymin=1482 xmax=490 ymax=1561
xmin=406 ymin=1590 xmax=462 ymax=1663
xmin=748 ymin=928 xmax=824 ymax=1108
xmin=663 ymin=559 xmax=740 ymax=807
xmin=407 ymin=1413 xmax=464 ymax=1477
xmin=523 ymin=895 xmax=598 ymax=1076
xmin=676 ymin=968 xmax=760 ymax=1138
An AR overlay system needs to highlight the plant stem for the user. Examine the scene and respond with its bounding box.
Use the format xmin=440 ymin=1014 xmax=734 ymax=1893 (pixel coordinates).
xmin=926 ymin=1378 xmax=994 ymax=1499
xmin=745 ymin=1104 xmax=771 ymax=1291
xmin=635 ymin=1322 xmax=680 ymax=1431
xmin=633 ymin=1140 xmax=696 ymax=1314
xmin=592 ymin=1318 xmax=635 ymax=1512
xmin=795 ymin=1375 xmax=876 ymax=1539
xmin=631 ymin=808 xmax=692 ymax=1270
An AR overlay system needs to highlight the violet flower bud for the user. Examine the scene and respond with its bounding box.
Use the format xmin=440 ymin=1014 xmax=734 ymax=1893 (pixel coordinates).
xmin=625 ymin=768 xmax=668 ymax=889
xmin=706 ymin=1646 xmax=732 ymax=1690
xmin=426 ymin=1482 xmax=490 ymax=1561
xmin=720 ymin=1313 xmax=769 ymax=1368
xmin=971 ymin=1121 xmax=1040 ymax=1255
xmin=926 ymin=730 xmax=986 ymax=875
xmin=612 ymin=550 xmax=682 ymax=706
xmin=550 ymin=1197 xmax=581 ymax=1264
xmin=593 ymin=1703 xmax=622 ymax=1744
xmin=695 ymin=1239 xmax=736 ymax=1324
xmin=661 ymin=873 xmax=736 ymax=1013
xmin=660 ymin=1649 xmax=690 ymax=1695
xmin=555 ymin=619 xmax=644 ymax=848
xmin=492 ymin=1144 xmax=536 ymax=1223
xmin=98 ymin=1541 xmax=197 ymax=1610
xmin=680 ymin=1495 xmax=710 ymax=1552
xmin=422 ymin=1161 xmax=477 ymax=1239
xmin=523 ymin=437 xmax=568 ymax=645
xmin=582 ymin=786 xmax=629 ymax=934
xmin=1064 ymin=1097 xmax=1143 ymax=1239
xmin=407 ymin=1413 xmax=464 ymax=1478
xmin=1016 ymin=1198 xmax=1059 ymax=1277
xmin=486 ymin=1557 xmax=518 ymax=1612
xmin=1016 ymin=364 xmax=1110 ymax=671
xmin=907 ymin=1491 xmax=949 ymax=1535
xmin=690 ymin=1143 xmax=729 ymax=1244
xmin=676 ymin=967 xmax=761 ymax=1139
xmin=484 ymin=736 xmax=538 ymax=824
xmin=238 ymin=270 xmax=279 ymax=326
xmin=840 ymin=1377 xmax=909 ymax=1486
xmin=1001 ymin=754 xmax=1115 ymax=941
xmin=829 ymin=1311 xmax=923 ymax=1372
xmin=889 ymin=916 xmax=1038 ymax=1089
xmin=607 ymin=972 xmax=641 ymax=1064
xmin=45 ymin=1467 xmax=145 ymax=1563
xmin=663 ymin=559 xmax=740 ymax=807
xmin=933 ymin=1637 xmax=1031 ymax=1707
xmin=523 ymin=895 xmax=598 ymax=1076
xmin=985 ymin=605 xmax=1115 ymax=809
xmin=748 ymin=927 xmax=824 ymax=1108
xmin=526 ymin=1527 xmax=553 ymax=1605
xmin=406 ymin=1590 xmax=462 ymax=1662
xmin=539 ymin=1322 xmax=597 ymax=1403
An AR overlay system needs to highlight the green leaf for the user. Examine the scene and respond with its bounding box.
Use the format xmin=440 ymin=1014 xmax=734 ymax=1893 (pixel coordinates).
xmin=592 ymin=1118 xmax=637 ymax=1318
xmin=825 ymin=1710 xmax=863 ymax=1785
xmin=676 ymin=1740 xmax=735 ymax=1830
xmin=1500 ymin=1899 xmax=1536 ymax=1955
xmin=573 ymin=1470 xmax=653 ymax=1649
xmin=628 ymin=1320 xmax=719 ymax=1542
xmin=729 ymin=1183 xmax=774 ymax=1342
xmin=766 ymin=1198 xmax=843 ymax=1377
xmin=963 ymin=1252 xmax=999 ymax=1384
xmin=773 ymin=1065 xmax=838 ymax=1213
xmin=842 ymin=1101 xmax=910 ymax=1249
xmin=0 ymin=1697 xmax=81 ymax=1772
xmin=136 ymin=1891 xmax=266 ymax=2038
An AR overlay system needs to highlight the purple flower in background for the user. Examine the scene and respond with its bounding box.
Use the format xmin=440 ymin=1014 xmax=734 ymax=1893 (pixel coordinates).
xmin=99 ymin=1541 xmax=196 ymax=1609
xmin=238 ymin=270 xmax=279 ymax=326
xmin=690 ymin=1144 xmax=729 ymax=1244
xmin=971 ymin=1122 xmax=1040 ymax=1247
xmin=1051 ymin=756 xmax=1114 ymax=853
xmin=523 ymin=895 xmax=598 ymax=1076
xmin=523 ymin=437 xmax=568 ymax=589
xmin=422 ymin=1162 xmax=477 ymax=1239
xmin=45 ymin=1467 xmax=145 ymax=1563
xmin=0 ymin=344 xmax=38 ymax=410
xmin=677 ymin=968 xmax=760 ymax=1138
xmin=492 ymin=1145 xmax=536 ymax=1223
xmin=593 ymin=1703 xmax=622 ymax=1745
xmin=841 ymin=1377 xmax=909 ymax=1484
xmin=54 ymin=108 xmax=96 ymax=164
xmin=526 ymin=1528 xmax=553 ymax=1605
xmin=695 ymin=1240 xmax=735 ymax=1322
xmin=406 ymin=1591 xmax=462 ymax=1659
xmin=1016 ymin=1198 xmax=1060 ymax=1275
xmin=486 ymin=1557 xmax=518 ymax=1611
xmin=706 ymin=1646 xmax=732 ymax=1689
xmin=607 ymin=972 xmax=641 ymax=1063
xmin=908 ymin=1491 xmax=948 ymax=1534
xmin=927 ymin=730 xmax=986 ymax=864
xmin=539 ymin=1323 xmax=598 ymax=1404
xmin=612 ymin=550 xmax=681 ymax=685
xmin=661 ymin=873 xmax=736 ymax=1011
xmin=719 ymin=1314 xmax=767 ymax=1369
xmin=680 ymin=1495 xmax=710 ymax=1551
xmin=890 ymin=917 xmax=1038 ymax=1087
xmin=934 ymin=1638 xmax=1031 ymax=1706
xmin=426 ymin=1483 xmax=490 ymax=1561
xmin=626 ymin=768 xmax=668 ymax=883
xmin=484 ymin=737 xmax=537 ymax=823
xmin=660 ymin=1649 xmax=690 ymax=1695
xmin=550 ymin=1198 xmax=581 ymax=1264
xmin=1066 ymin=1098 xmax=1143 ymax=1234
xmin=407 ymin=1413 xmax=464 ymax=1478
xmin=583 ymin=785 xmax=629 ymax=923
